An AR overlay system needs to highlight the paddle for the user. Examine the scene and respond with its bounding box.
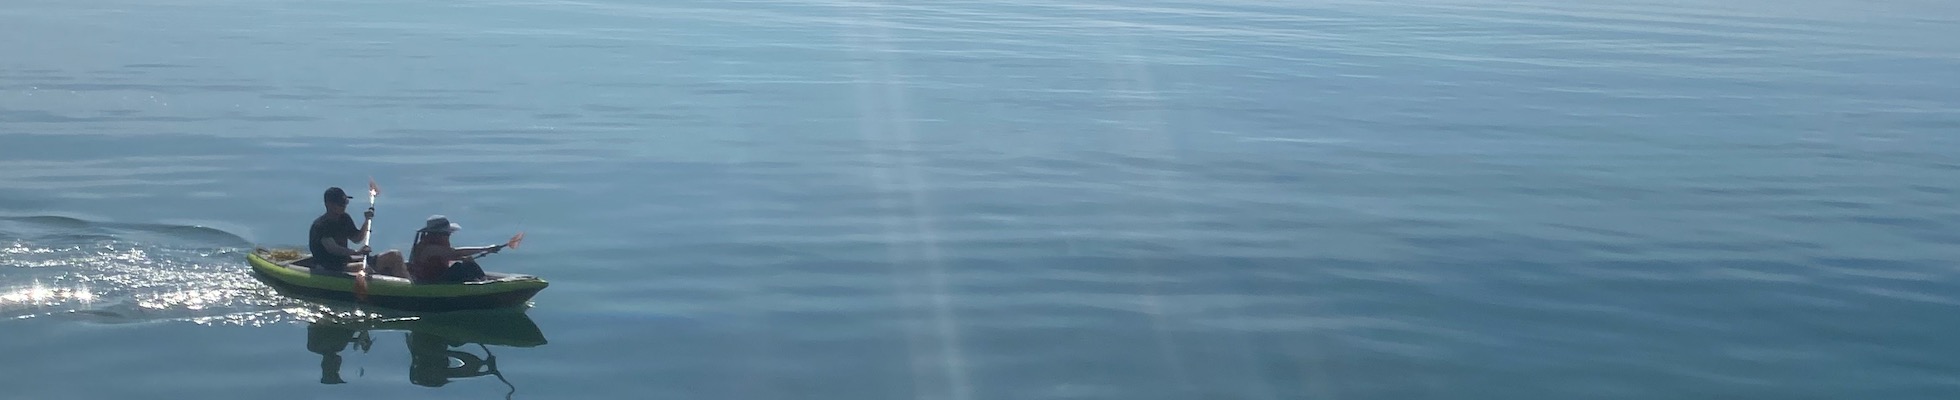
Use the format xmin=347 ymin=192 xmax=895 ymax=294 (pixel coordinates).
xmin=478 ymin=343 xmax=518 ymax=400
xmin=464 ymin=232 xmax=525 ymax=261
xmin=354 ymin=178 xmax=379 ymax=302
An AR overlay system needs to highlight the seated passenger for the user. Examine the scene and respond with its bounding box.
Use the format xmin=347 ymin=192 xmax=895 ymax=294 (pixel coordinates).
xmin=407 ymin=215 xmax=502 ymax=283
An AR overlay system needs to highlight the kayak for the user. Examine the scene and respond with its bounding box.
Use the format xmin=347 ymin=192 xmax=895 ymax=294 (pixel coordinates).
xmin=247 ymin=248 xmax=548 ymax=312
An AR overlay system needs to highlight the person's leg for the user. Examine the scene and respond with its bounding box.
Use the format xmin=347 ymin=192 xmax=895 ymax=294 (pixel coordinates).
xmin=460 ymin=260 xmax=485 ymax=280
xmin=442 ymin=260 xmax=486 ymax=282
xmin=371 ymin=250 xmax=407 ymax=278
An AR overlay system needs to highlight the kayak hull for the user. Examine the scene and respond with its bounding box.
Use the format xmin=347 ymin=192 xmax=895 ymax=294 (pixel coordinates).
xmin=248 ymin=250 xmax=547 ymax=313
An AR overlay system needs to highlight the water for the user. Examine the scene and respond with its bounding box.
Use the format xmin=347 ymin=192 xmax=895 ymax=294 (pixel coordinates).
xmin=3 ymin=0 xmax=1959 ymax=398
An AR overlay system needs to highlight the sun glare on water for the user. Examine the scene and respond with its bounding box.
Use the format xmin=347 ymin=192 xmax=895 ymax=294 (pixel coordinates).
xmin=0 ymin=281 xmax=95 ymax=307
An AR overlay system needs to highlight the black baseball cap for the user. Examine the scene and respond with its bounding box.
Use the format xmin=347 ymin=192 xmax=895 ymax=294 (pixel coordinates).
xmin=324 ymin=187 xmax=352 ymax=204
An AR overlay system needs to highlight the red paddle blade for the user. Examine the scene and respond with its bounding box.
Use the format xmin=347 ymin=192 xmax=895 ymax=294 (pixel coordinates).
xmin=367 ymin=178 xmax=380 ymax=197
xmin=506 ymin=232 xmax=525 ymax=250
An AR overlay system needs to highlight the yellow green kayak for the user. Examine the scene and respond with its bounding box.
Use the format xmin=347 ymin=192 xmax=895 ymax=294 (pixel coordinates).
xmin=247 ymin=248 xmax=548 ymax=312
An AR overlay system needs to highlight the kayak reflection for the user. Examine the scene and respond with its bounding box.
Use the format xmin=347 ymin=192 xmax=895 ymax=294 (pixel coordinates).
xmin=303 ymin=308 xmax=547 ymax=395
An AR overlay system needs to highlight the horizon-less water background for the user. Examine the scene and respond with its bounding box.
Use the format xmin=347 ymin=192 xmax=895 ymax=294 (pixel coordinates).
xmin=4 ymin=0 xmax=1960 ymax=398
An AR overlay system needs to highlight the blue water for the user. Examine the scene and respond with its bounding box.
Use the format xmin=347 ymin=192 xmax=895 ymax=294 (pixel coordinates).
xmin=4 ymin=0 xmax=1960 ymax=398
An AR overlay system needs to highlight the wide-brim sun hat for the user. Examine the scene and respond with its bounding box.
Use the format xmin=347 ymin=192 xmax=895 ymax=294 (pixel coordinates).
xmin=420 ymin=215 xmax=461 ymax=233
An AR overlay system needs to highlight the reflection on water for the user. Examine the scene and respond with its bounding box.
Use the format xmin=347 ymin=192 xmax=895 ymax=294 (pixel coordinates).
xmin=406 ymin=330 xmax=506 ymax=388
xmin=305 ymin=321 xmax=363 ymax=385
xmin=301 ymin=308 xmax=546 ymax=397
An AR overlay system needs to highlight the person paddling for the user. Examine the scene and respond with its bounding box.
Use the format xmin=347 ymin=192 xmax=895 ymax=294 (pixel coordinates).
xmin=309 ymin=186 xmax=406 ymax=277
xmin=408 ymin=215 xmax=504 ymax=283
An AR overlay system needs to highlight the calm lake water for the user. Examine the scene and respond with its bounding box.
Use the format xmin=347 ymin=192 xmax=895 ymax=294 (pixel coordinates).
xmin=4 ymin=0 xmax=1960 ymax=398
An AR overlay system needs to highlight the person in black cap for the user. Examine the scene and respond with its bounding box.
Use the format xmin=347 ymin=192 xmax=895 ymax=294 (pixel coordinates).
xmin=308 ymin=186 xmax=407 ymax=276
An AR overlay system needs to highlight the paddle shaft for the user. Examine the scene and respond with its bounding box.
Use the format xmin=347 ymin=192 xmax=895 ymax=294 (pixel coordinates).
xmin=463 ymin=233 xmax=524 ymax=261
xmin=358 ymin=212 xmax=374 ymax=251
xmin=360 ymin=180 xmax=377 ymax=250
xmin=462 ymin=244 xmax=511 ymax=261
xmin=353 ymin=179 xmax=380 ymax=302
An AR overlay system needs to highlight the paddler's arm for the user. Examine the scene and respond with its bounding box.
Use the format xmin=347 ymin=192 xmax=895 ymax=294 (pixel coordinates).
xmin=442 ymin=245 xmax=501 ymax=260
xmin=319 ymin=237 xmax=367 ymax=257
xmin=420 ymin=246 xmax=482 ymax=261
xmin=464 ymin=242 xmax=512 ymax=254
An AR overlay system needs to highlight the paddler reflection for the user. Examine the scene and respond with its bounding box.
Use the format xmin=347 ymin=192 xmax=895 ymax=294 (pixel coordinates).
xmin=305 ymin=321 xmax=369 ymax=384
xmin=407 ymin=328 xmax=504 ymax=387
xmin=302 ymin=308 xmax=547 ymax=394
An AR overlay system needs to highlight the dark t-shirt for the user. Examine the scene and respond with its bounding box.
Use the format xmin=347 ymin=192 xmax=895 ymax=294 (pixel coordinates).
xmin=308 ymin=212 xmax=360 ymax=272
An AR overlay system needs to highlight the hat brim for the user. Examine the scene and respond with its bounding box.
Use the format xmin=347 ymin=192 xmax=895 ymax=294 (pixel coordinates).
xmin=421 ymin=223 xmax=461 ymax=233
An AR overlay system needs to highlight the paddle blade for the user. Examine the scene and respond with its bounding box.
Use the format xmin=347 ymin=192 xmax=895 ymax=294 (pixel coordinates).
xmin=353 ymin=272 xmax=369 ymax=302
xmin=367 ymin=178 xmax=380 ymax=201
xmin=506 ymin=232 xmax=525 ymax=250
